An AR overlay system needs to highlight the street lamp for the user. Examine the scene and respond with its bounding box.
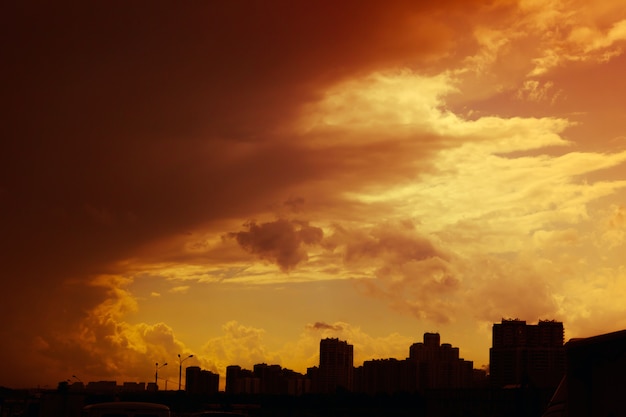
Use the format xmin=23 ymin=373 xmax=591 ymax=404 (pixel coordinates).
xmin=177 ymin=353 xmax=193 ymax=391
xmin=69 ymin=375 xmax=84 ymax=390
xmin=155 ymin=362 xmax=167 ymax=389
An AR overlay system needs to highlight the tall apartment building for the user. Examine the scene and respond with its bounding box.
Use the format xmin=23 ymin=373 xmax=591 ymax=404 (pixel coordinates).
xmin=489 ymin=319 xmax=565 ymax=388
xmin=318 ymin=338 xmax=354 ymax=393
xmin=186 ymin=366 xmax=219 ymax=395
xmin=253 ymin=363 xmax=283 ymax=395
xmin=409 ymin=332 xmax=474 ymax=389
xmin=226 ymin=363 xmax=310 ymax=396
xmin=225 ymin=365 xmax=260 ymax=394
xmin=355 ymin=358 xmax=419 ymax=394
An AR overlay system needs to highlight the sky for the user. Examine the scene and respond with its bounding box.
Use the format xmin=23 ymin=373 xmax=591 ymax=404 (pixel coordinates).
xmin=2 ymin=0 xmax=626 ymax=390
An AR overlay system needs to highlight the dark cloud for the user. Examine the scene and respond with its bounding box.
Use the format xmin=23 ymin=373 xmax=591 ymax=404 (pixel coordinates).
xmin=307 ymin=322 xmax=344 ymax=331
xmin=230 ymin=219 xmax=323 ymax=272
xmin=335 ymin=221 xmax=442 ymax=264
xmin=0 ymin=0 xmax=466 ymax=286
xmin=283 ymin=196 xmax=306 ymax=213
xmin=328 ymin=221 xmax=458 ymax=323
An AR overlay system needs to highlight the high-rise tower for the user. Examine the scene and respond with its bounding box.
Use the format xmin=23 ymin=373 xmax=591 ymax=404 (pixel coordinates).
xmin=409 ymin=332 xmax=473 ymax=389
xmin=490 ymin=319 xmax=565 ymax=388
xmin=318 ymin=338 xmax=354 ymax=393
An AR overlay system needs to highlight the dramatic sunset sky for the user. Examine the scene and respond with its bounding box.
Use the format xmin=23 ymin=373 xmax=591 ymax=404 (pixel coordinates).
xmin=3 ymin=0 xmax=626 ymax=389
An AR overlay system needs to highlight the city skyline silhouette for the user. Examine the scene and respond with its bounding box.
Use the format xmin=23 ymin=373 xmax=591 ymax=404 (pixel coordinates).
xmin=6 ymin=323 xmax=626 ymax=416
xmin=44 ymin=319 xmax=562 ymax=394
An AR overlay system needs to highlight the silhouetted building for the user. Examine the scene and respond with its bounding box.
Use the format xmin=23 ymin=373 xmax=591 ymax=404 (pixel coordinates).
xmin=225 ymin=365 xmax=260 ymax=394
xmin=472 ymin=368 xmax=489 ymax=388
xmin=282 ymin=368 xmax=311 ymax=396
xmin=543 ymin=329 xmax=626 ymax=417
xmin=251 ymin=363 xmax=311 ymax=396
xmin=490 ymin=319 xmax=565 ymax=388
xmin=121 ymin=382 xmax=145 ymax=392
xmin=68 ymin=382 xmax=85 ymax=392
xmin=306 ymin=366 xmax=320 ymax=392
xmin=355 ymin=358 xmax=419 ymax=394
xmin=186 ymin=366 xmax=219 ymax=395
xmin=318 ymin=338 xmax=354 ymax=393
xmin=225 ymin=365 xmax=240 ymax=394
xmin=409 ymin=333 xmax=474 ymax=389
xmin=85 ymin=381 xmax=117 ymax=394
xmin=254 ymin=363 xmax=283 ymax=395
xmin=424 ymin=332 xmax=440 ymax=349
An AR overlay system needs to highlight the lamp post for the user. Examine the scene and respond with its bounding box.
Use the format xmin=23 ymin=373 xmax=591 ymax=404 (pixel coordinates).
xmin=177 ymin=354 xmax=193 ymax=391
xmin=69 ymin=375 xmax=84 ymax=390
xmin=155 ymin=362 xmax=167 ymax=389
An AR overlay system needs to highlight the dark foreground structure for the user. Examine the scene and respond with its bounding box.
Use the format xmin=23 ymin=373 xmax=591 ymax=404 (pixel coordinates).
xmin=0 ymin=385 xmax=559 ymax=417
xmin=543 ymin=329 xmax=626 ymax=417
